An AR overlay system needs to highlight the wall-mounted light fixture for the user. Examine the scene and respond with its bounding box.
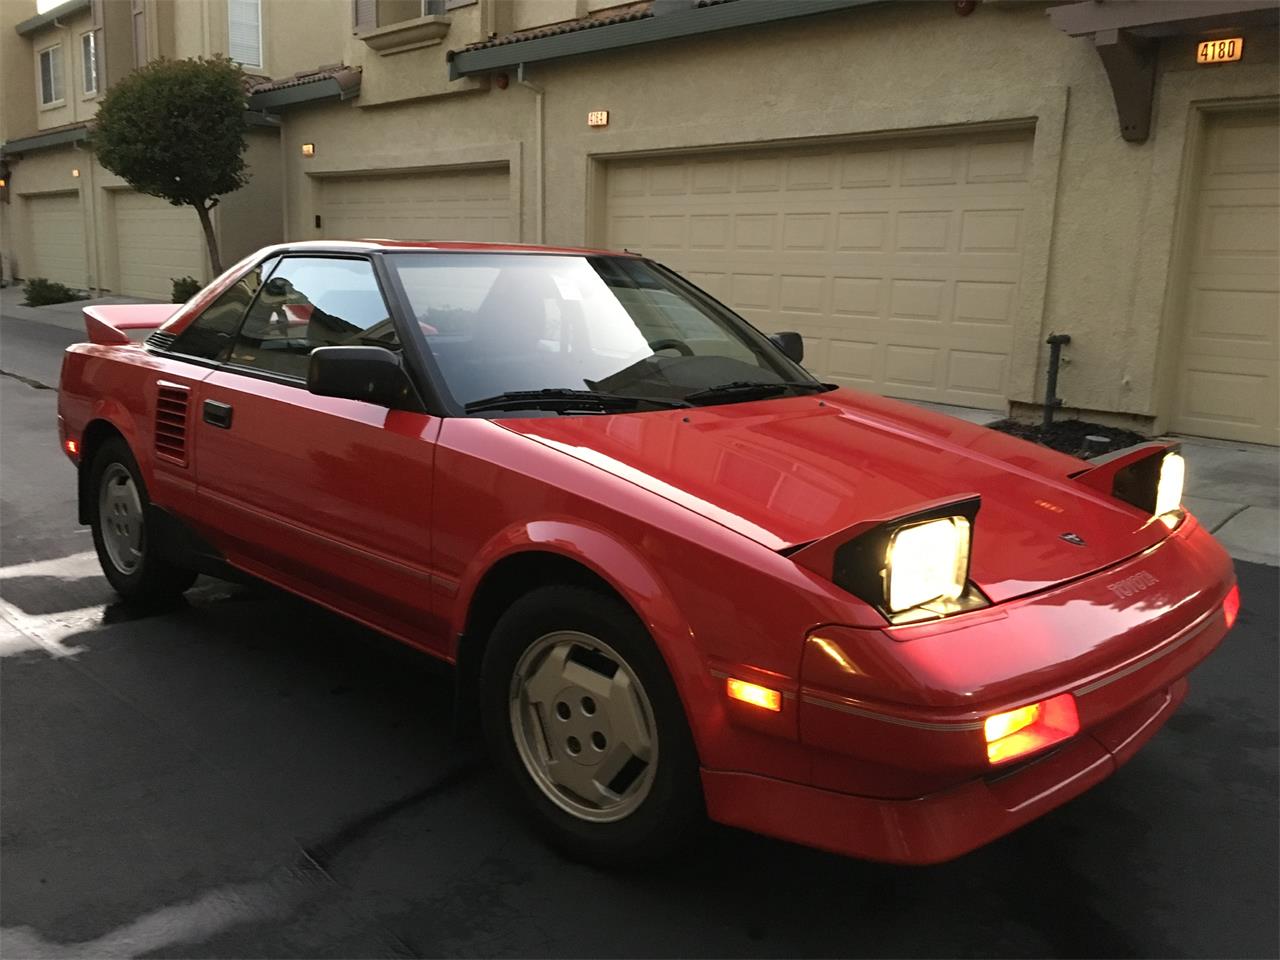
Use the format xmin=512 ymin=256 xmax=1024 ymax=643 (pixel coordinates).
xmin=71 ymin=168 xmax=81 ymax=178
xmin=301 ymin=143 xmax=315 ymax=157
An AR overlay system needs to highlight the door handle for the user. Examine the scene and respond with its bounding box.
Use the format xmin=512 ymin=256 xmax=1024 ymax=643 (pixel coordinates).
xmin=203 ymin=399 xmax=233 ymax=429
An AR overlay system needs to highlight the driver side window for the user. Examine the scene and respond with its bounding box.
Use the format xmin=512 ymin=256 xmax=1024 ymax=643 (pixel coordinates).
xmin=228 ymin=257 xmax=397 ymax=380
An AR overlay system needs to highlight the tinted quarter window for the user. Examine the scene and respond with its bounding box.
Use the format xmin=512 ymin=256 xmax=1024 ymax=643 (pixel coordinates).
xmin=168 ymin=257 xmax=274 ymax=361
xmin=228 ymin=257 xmax=396 ymax=380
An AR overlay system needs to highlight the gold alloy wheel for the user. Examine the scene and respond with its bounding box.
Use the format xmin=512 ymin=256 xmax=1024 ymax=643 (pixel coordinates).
xmin=509 ymin=630 xmax=659 ymax=823
xmin=98 ymin=462 xmax=145 ymax=576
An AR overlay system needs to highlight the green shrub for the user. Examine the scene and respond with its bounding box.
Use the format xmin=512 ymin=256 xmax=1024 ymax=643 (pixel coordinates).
xmin=171 ymin=275 xmax=202 ymax=302
xmin=22 ymin=277 xmax=85 ymax=307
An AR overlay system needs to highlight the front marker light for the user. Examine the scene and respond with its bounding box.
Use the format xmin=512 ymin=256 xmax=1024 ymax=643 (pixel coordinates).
xmin=885 ymin=517 xmax=971 ymax=613
xmin=725 ymin=678 xmax=782 ymax=712
xmin=1155 ymin=452 xmax=1185 ymax=519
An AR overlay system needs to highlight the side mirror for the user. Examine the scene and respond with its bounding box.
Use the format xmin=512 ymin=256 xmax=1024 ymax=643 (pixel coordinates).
xmin=307 ymin=345 xmax=419 ymax=409
xmin=770 ymin=331 xmax=804 ymax=364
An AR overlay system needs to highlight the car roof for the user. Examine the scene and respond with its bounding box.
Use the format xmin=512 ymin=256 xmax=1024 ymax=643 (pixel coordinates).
xmin=271 ymin=239 xmax=639 ymax=257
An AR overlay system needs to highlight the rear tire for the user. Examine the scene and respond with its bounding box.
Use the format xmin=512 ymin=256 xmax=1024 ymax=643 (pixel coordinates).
xmin=89 ymin=437 xmax=196 ymax=603
xmin=480 ymin=585 xmax=704 ymax=866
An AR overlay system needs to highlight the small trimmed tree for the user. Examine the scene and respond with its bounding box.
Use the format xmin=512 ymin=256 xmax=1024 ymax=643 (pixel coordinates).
xmin=93 ymin=56 xmax=248 ymax=274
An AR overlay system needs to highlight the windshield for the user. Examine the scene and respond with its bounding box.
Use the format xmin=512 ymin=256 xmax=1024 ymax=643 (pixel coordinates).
xmin=388 ymin=253 xmax=823 ymax=414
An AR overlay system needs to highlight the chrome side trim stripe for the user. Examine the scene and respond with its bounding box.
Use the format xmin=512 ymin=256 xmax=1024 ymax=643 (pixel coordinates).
xmin=799 ymin=694 xmax=984 ymax=732
xmin=1072 ymin=606 xmax=1220 ymax=696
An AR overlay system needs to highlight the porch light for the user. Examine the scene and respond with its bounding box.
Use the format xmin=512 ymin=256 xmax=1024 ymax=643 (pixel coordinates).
xmin=301 ymin=143 xmax=315 ymax=157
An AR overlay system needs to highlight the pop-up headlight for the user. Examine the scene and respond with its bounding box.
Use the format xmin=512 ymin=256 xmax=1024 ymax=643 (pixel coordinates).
xmin=1103 ymin=445 xmax=1186 ymax=528
xmin=830 ymin=497 xmax=987 ymax=624
xmin=1154 ymin=452 xmax=1185 ymax=519
xmin=885 ymin=516 xmax=971 ymax=613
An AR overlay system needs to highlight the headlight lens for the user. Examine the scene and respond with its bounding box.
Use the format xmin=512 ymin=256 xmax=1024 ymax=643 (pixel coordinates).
xmin=885 ymin=516 xmax=971 ymax=613
xmin=1154 ymin=452 xmax=1185 ymax=518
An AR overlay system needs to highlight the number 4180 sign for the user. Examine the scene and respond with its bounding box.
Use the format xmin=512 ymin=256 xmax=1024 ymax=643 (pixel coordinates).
xmin=1197 ymin=37 xmax=1243 ymax=64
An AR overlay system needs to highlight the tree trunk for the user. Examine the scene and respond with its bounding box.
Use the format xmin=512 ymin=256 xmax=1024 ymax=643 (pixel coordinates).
xmin=194 ymin=202 xmax=222 ymax=275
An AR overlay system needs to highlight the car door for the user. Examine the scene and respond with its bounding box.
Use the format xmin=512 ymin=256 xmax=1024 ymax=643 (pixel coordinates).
xmin=190 ymin=255 xmax=447 ymax=653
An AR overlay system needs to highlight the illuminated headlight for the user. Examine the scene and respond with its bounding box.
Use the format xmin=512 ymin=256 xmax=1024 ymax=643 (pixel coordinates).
xmin=1154 ymin=452 xmax=1185 ymax=518
xmin=885 ymin=517 xmax=971 ymax=613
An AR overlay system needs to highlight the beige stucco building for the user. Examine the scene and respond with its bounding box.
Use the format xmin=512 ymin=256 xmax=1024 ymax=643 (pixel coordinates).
xmin=2 ymin=0 xmax=1278 ymax=444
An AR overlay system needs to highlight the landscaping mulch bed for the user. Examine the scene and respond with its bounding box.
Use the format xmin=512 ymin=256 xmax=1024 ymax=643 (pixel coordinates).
xmin=987 ymin=418 xmax=1149 ymax=460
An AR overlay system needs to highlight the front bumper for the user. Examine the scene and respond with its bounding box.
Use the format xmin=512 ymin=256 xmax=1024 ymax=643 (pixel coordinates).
xmin=700 ymin=514 xmax=1234 ymax=863
xmin=702 ymin=676 xmax=1188 ymax=864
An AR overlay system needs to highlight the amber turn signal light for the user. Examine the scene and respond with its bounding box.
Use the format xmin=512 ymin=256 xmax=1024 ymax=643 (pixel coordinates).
xmin=985 ymin=692 xmax=1079 ymax=765
xmin=726 ymin=677 xmax=782 ymax=712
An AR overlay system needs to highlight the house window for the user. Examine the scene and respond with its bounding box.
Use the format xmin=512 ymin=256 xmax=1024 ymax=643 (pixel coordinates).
xmin=39 ymin=45 xmax=64 ymax=106
xmin=81 ymin=31 xmax=98 ymax=96
xmin=228 ymin=0 xmax=262 ymax=69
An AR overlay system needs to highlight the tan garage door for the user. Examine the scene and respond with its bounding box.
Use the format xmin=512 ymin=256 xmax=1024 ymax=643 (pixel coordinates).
xmin=1170 ymin=111 xmax=1279 ymax=446
xmin=25 ymin=191 xmax=87 ymax=288
xmin=317 ymin=166 xmax=514 ymax=242
xmin=604 ymin=131 xmax=1034 ymax=409
xmin=113 ymin=191 xmax=204 ymax=299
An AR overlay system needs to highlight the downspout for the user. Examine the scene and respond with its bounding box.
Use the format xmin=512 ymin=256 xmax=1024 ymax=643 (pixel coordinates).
xmin=73 ymin=141 xmax=100 ymax=295
xmin=516 ymin=63 xmax=544 ymax=243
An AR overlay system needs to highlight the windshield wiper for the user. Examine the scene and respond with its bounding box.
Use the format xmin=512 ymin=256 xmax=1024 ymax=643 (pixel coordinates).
xmin=465 ymin=388 xmax=691 ymax=414
xmin=683 ymin=381 xmax=826 ymax=405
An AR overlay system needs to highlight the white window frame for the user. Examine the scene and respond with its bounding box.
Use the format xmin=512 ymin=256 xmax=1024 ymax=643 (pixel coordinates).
xmin=38 ymin=43 xmax=65 ymax=108
xmin=228 ymin=0 xmax=263 ymax=70
xmin=80 ymin=30 xmax=99 ymax=97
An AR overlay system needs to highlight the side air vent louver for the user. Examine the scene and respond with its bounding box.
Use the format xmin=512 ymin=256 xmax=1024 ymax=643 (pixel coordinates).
xmin=154 ymin=381 xmax=190 ymax=466
xmin=146 ymin=330 xmax=177 ymax=351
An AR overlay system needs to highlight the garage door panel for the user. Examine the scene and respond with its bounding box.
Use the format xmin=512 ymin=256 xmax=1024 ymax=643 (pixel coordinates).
xmin=1172 ymin=111 xmax=1279 ymax=445
xmin=113 ymin=192 xmax=204 ymax=299
xmin=25 ymin=192 xmax=87 ymax=288
xmin=318 ymin=167 xmax=513 ymax=243
xmin=604 ymin=133 xmax=1030 ymax=409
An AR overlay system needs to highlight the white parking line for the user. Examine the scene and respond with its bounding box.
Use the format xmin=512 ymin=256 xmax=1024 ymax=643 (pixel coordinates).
xmin=0 ymin=552 xmax=103 ymax=658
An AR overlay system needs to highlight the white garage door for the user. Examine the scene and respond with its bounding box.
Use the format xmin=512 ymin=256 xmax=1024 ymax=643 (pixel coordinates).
xmin=25 ymin=192 xmax=87 ymax=288
xmin=113 ymin=191 xmax=204 ymax=299
xmin=1170 ymin=111 xmax=1279 ymax=446
xmin=317 ymin=166 xmax=514 ymax=242
xmin=604 ymin=131 xmax=1035 ymax=409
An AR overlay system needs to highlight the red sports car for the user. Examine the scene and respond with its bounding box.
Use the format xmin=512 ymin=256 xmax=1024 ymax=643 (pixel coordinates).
xmin=58 ymin=241 xmax=1238 ymax=865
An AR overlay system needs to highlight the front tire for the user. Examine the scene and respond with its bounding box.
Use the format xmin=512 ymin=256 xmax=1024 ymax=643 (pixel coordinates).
xmin=480 ymin=585 xmax=703 ymax=866
xmin=89 ymin=437 xmax=196 ymax=603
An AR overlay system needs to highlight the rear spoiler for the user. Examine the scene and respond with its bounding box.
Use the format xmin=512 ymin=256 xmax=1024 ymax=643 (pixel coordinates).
xmin=84 ymin=304 xmax=180 ymax=345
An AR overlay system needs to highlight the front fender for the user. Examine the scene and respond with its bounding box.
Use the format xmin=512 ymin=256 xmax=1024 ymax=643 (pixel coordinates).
xmin=450 ymin=517 xmax=714 ymax=734
xmin=453 ymin=518 xmax=691 ymax=656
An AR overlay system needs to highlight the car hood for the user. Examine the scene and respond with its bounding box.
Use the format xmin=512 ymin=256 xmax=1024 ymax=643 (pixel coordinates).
xmin=497 ymin=389 xmax=1170 ymax=603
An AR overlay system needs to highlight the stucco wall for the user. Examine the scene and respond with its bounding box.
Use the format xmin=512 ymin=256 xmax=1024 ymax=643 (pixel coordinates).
xmin=216 ymin=125 xmax=284 ymax=270
xmin=277 ymin=1 xmax=1278 ymax=427
xmin=1 ymin=1 xmax=38 ymax=144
